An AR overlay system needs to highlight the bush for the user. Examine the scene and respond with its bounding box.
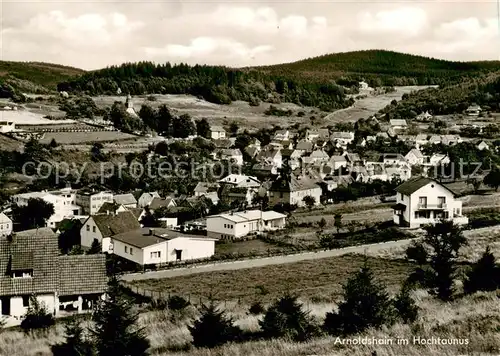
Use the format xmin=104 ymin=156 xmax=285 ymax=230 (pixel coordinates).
xmin=20 ymin=295 xmax=55 ymax=333
xmin=189 ymin=302 xmax=242 ymax=348
xmin=259 ymin=295 xmax=318 ymax=341
xmin=168 ymin=295 xmax=191 ymax=311
xmin=249 ymin=302 xmax=265 ymax=315
xmin=323 ymin=265 xmax=396 ymax=335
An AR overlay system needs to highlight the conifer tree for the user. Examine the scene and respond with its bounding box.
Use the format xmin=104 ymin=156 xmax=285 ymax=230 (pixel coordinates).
xmin=188 ymin=302 xmax=242 ymax=348
xmin=259 ymin=294 xmax=318 ymax=341
xmin=90 ymin=275 xmax=149 ymax=356
xmin=323 ymin=264 xmax=396 ymax=335
xmin=51 ymin=319 xmax=93 ymax=356
xmin=463 ymin=247 xmax=500 ymax=294
xmin=393 ymin=283 xmax=419 ymax=324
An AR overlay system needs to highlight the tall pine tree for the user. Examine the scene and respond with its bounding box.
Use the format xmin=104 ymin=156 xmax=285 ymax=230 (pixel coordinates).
xmin=90 ymin=275 xmax=149 ymax=356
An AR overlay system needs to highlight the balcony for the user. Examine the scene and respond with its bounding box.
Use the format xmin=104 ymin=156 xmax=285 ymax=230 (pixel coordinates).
xmin=418 ymin=203 xmax=447 ymax=210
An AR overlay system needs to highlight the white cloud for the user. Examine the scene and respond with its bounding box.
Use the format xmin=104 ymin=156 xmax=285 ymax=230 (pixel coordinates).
xmin=1 ymin=3 xmax=499 ymax=69
xmin=145 ymin=37 xmax=274 ymax=63
xmin=358 ymin=7 xmax=428 ymax=37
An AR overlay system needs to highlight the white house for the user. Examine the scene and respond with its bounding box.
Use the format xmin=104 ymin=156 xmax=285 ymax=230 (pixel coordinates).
xmin=466 ymin=104 xmax=481 ymax=116
xmin=113 ymin=193 xmax=137 ymax=208
xmin=210 ymin=126 xmax=226 ymax=140
xmin=12 ymin=189 xmax=81 ymax=228
xmin=0 ymin=228 xmax=107 ymax=318
xmin=392 ymin=177 xmax=468 ymax=228
xmin=477 ymin=140 xmax=489 ymax=151
xmin=76 ymin=190 xmax=113 ymax=215
xmin=206 ymin=210 xmax=287 ymax=240
xmin=80 ymin=210 xmax=141 ymax=253
xmin=218 ymin=174 xmax=261 ymax=205
xmin=220 ymin=149 xmax=244 ymax=165
xmin=327 ymin=155 xmax=348 ymax=171
xmin=0 ymin=213 xmax=12 ymax=236
xmin=306 ymin=129 xmax=329 ymax=142
xmin=405 ymin=149 xmax=425 ymax=166
xmin=330 ymin=132 xmax=355 ymax=148
xmin=273 ymin=130 xmax=290 ymax=141
xmin=390 ymin=119 xmax=408 ymax=131
xmin=0 ymin=121 xmax=15 ymax=133
xmin=110 ymin=228 xmax=216 ymax=265
xmin=125 ymin=94 xmax=138 ymax=118
xmin=416 ymin=111 xmax=433 ymax=122
xmin=268 ymin=175 xmax=322 ymax=207
xmin=137 ymin=192 xmax=160 ymax=208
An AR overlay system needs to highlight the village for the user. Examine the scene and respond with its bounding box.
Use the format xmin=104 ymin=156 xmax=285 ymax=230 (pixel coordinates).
xmin=1 ymin=82 xmax=499 ymax=330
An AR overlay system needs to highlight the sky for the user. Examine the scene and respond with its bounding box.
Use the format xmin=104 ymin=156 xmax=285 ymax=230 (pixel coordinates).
xmin=0 ymin=0 xmax=499 ymax=70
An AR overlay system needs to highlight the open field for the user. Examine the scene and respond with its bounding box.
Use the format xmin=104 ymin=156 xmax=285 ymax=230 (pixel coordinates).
xmin=0 ymin=109 xmax=74 ymax=125
xmin=38 ymin=131 xmax=137 ymax=144
xmin=366 ymin=224 xmax=500 ymax=263
xmin=128 ymin=255 xmax=412 ymax=304
xmin=322 ymin=86 xmax=432 ymax=123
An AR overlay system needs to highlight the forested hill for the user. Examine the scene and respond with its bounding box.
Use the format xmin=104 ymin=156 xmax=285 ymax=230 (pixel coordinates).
xmin=379 ymin=71 xmax=500 ymax=119
xmin=0 ymin=61 xmax=84 ymax=93
xmin=254 ymin=50 xmax=500 ymax=87
xmin=57 ymin=62 xmax=352 ymax=110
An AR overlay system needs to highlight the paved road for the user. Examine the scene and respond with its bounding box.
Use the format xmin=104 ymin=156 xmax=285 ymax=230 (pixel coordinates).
xmin=121 ymin=238 xmax=415 ymax=282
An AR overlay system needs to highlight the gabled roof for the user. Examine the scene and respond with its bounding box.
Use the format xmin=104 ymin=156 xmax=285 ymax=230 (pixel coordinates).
xmin=211 ymin=125 xmax=225 ymax=132
xmin=396 ymin=177 xmax=455 ymax=196
xmin=113 ymin=193 xmax=137 ymax=206
xmin=406 ymin=148 xmax=424 ymax=159
xmin=58 ymin=254 xmax=107 ymax=296
xmin=90 ymin=211 xmax=141 ymax=238
xmin=0 ymin=228 xmax=107 ymax=297
xmin=269 ymin=175 xmax=319 ymax=192
xmin=194 ymin=182 xmax=219 ymax=194
xmin=296 ymin=140 xmax=313 ymax=151
xmin=149 ymin=197 xmax=176 ymax=210
xmin=97 ymin=202 xmax=123 ymax=214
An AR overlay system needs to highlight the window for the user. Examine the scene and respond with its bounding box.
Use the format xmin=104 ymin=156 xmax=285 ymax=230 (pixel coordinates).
xmin=125 ymin=246 xmax=128 ymax=253
xmin=224 ymin=224 xmax=227 ymax=228
xmin=86 ymin=225 xmax=90 ymax=231
xmin=0 ymin=225 xmax=3 ymax=230
xmin=418 ymin=197 xmax=427 ymax=207
xmin=22 ymin=295 xmax=30 ymax=307
xmin=92 ymin=226 xmax=96 ymax=233
xmin=400 ymin=193 xmax=403 ymax=200
xmin=150 ymin=251 xmax=161 ymax=258
xmin=130 ymin=248 xmax=134 ymax=255
xmin=438 ymin=196 xmax=446 ymax=207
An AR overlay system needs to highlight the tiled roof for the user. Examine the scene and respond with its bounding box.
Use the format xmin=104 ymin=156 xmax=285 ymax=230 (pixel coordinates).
xmin=57 ymin=254 xmax=107 ymax=296
xmin=270 ymin=175 xmax=319 ymax=192
xmin=97 ymin=202 xmax=122 ymax=214
xmin=149 ymin=197 xmax=175 ymax=210
xmin=396 ymin=177 xmax=435 ymax=195
xmin=91 ymin=211 xmax=141 ymax=237
xmin=114 ymin=193 xmax=137 ymax=206
xmin=0 ymin=228 xmax=107 ymax=297
xmin=127 ymin=208 xmax=144 ymax=220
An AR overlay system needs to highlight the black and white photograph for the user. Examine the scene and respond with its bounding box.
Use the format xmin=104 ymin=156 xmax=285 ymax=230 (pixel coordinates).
xmin=0 ymin=0 xmax=500 ymax=355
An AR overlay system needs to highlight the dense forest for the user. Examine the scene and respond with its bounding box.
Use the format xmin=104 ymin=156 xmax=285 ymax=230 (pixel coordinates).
xmin=57 ymin=62 xmax=352 ymax=110
xmin=379 ymin=71 xmax=500 ymax=119
xmin=255 ymin=50 xmax=500 ymax=86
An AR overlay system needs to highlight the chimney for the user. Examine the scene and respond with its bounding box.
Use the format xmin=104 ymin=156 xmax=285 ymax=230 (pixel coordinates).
xmin=149 ymin=228 xmax=154 ymax=236
xmin=106 ymin=210 xmax=110 ymax=215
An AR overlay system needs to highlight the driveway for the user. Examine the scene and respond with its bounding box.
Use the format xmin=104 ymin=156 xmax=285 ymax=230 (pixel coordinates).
xmin=121 ymin=238 xmax=415 ymax=282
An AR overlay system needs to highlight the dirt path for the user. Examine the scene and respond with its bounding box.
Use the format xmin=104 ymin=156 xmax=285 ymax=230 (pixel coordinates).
xmin=121 ymin=238 xmax=414 ymax=282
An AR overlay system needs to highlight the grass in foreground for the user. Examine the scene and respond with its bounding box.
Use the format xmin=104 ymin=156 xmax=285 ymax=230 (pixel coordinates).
xmin=1 ymin=290 xmax=499 ymax=356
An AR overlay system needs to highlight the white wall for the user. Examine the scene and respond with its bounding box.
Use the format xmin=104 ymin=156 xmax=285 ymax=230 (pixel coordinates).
xmin=206 ymin=216 xmax=259 ymax=239
xmin=395 ymin=182 xmax=466 ymax=228
xmin=290 ymin=187 xmax=322 ymax=207
xmin=9 ymin=294 xmax=56 ymax=318
xmin=80 ymin=217 xmax=108 ymax=252
xmin=166 ymin=238 xmax=215 ymax=262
